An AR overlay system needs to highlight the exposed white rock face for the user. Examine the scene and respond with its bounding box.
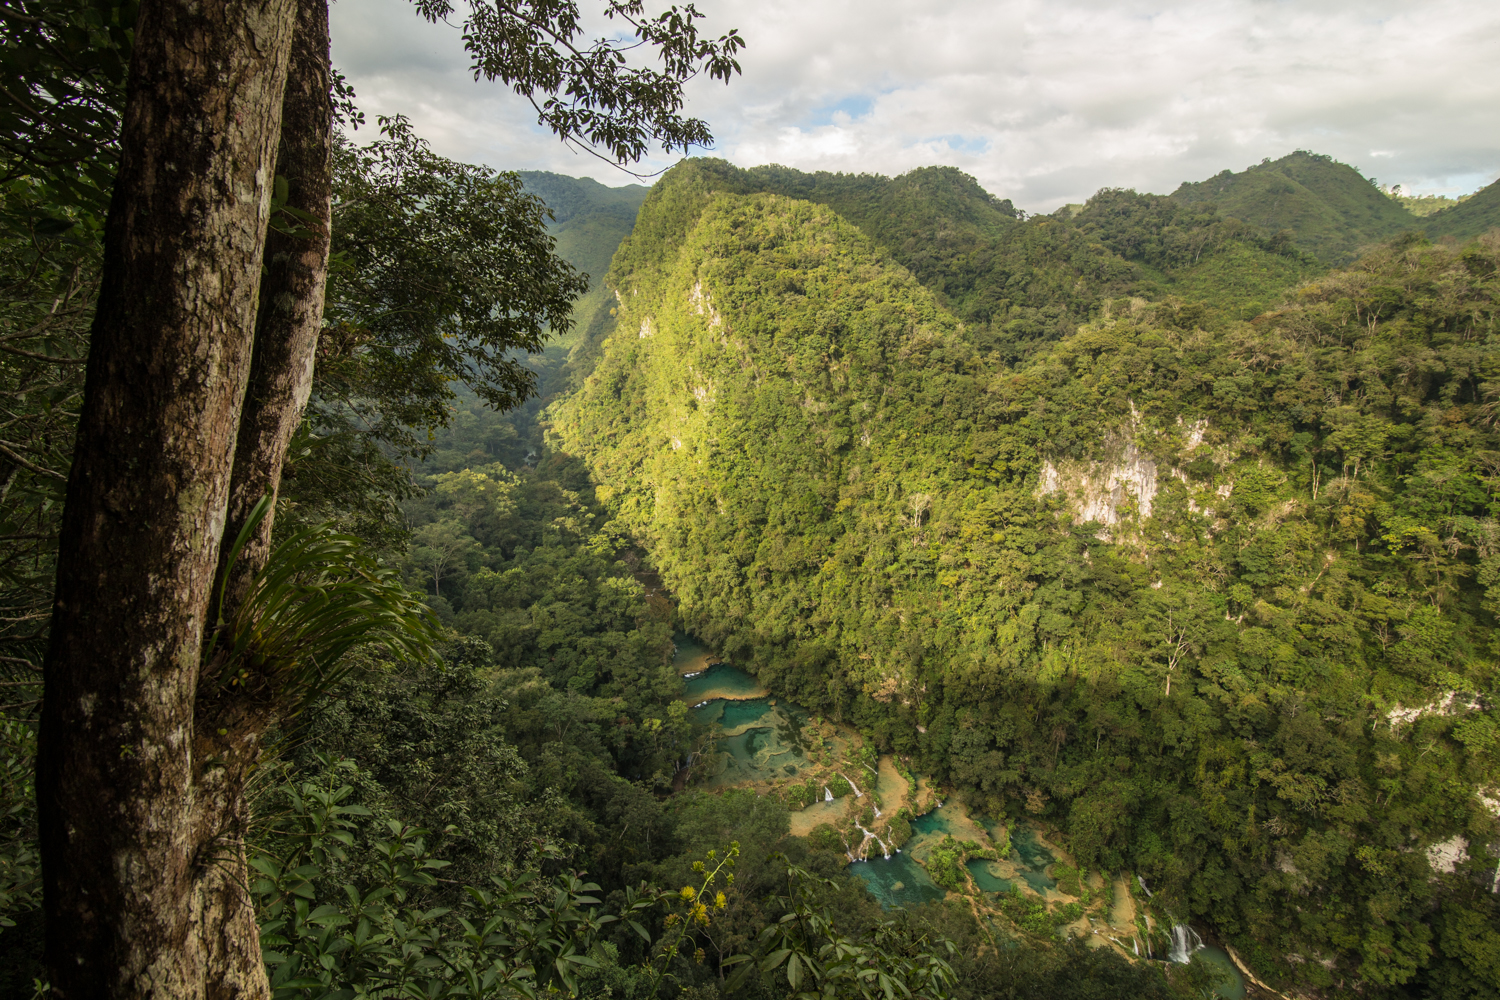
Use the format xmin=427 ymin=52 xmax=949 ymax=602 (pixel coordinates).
xmin=1427 ymin=836 xmax=1468 ymax=874
xmin=1036 ymin=415 xmax=1222 ymax=529
xmin=1387 ymin=691 xmax=1482 ymax=732
xmin=1038 ymin=437 xmax=1161 ymax=524
xmin=689 ymin=280 xmax=723 ymax=328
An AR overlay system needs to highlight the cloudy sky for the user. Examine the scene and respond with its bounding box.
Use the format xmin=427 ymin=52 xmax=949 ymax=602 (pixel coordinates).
xmin=330 ymin=0 xmax=1500 ymax=213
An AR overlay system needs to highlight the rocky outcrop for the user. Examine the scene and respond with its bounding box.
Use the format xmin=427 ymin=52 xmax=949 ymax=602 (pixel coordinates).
xmin=1039 ymin=437 xmax=1162 ymax=524
xmin=1036 ymin=417 xmax=1218 ymax=530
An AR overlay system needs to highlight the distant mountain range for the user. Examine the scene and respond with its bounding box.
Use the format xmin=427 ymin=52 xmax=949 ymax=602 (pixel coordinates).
xmin=517 ymin=171 xmax=650 ymax=350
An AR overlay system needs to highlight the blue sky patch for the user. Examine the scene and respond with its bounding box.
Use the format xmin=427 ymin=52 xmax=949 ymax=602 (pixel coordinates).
xmin=804 ymin=95 xmax=876 ymax=128
xmin=934 ymin=134 xmax=990 ymax=155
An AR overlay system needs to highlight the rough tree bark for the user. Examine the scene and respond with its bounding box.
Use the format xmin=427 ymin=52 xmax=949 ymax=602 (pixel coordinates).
xmin=36 ymin=0 xmax=311 ymax=994
xmin=216 ymin=0 xmax=333 ymax=615
xmin=194 ymin=0 xmax=334 ymax=990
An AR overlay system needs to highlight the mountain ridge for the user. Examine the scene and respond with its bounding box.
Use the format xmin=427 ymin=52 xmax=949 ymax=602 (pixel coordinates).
xmin=1169 ymin=150 xmax=1421 ymax=263
xmin=518 ymin=171 xmax=650 ymax=351
xmin=1422 ymin=175 xmax=1500 ymax=242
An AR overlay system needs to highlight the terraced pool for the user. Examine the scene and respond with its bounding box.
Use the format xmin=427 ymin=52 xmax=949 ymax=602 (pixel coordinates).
xmin=848 ymin=852 xmax=947 ymax=908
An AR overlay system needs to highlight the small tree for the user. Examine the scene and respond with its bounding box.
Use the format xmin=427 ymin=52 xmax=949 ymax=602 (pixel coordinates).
xmin=907 ymin=492 xmax=932 ymax=530
xmin=411 ymin=520 xmax=480 ymax=599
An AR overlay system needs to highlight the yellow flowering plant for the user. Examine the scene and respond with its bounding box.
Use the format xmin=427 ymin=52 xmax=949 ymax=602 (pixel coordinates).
xmin=618 ymin=842 xmax=749 ymax=997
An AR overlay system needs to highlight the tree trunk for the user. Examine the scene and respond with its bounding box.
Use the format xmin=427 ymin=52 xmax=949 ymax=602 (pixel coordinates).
xmin=215 ymin=0 xmax=333 ymax=618
xmin=37 ymin=0 xmax=299 ymax=995
xmin=195 ymin=2 xmax=335 ymax=992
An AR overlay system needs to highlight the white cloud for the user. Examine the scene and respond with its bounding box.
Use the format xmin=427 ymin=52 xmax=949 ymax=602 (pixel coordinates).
xmin=331 ymin=0 xmax=1500 ymax=212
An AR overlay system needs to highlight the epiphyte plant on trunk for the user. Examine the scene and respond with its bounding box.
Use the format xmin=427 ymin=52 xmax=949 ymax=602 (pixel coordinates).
xmin=28 ymin=0 xmax=743 ymax=996
xmin=205 ymin=495 xmax=441 ymax=717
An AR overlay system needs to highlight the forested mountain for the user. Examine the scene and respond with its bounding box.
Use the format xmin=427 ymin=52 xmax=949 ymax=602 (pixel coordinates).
xmin=596 ymin=159 xmax=1322 ymax=366
xmin=1171 ymin=151 xmax=1420 ymax=263
xmin=553 ymin=157 xmax=1500 ymax=997
xmin=519 ymin=171 xmax=651 ymax=352
xmin=1424 ymin=177 xmax=1500 ymax=243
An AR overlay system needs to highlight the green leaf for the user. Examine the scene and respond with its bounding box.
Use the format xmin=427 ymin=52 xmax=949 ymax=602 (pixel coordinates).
xmin=33 ymin=216 xmax=75 ymax=236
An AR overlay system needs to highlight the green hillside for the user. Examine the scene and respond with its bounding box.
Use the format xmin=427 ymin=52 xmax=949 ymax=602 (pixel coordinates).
xmin=516 ymin=170 xmax=650 ymax=224
xmin=517 ymin=171 xmax=650 ymax=350
xmin=1422 ymin=176 xmax=1500 ymax=242
xmin=1171 ymin=150 xmax=1420 ymax=263
xmin=613 ymin=159 xmax=1318 ymax=361
xmin=1388 ymin=189 xmax=1467 ymax=217
xmin=555 ymin=160 xmax=1500 ymax=997
xmin=1065 ymin=187 xmax=1323 ymax=320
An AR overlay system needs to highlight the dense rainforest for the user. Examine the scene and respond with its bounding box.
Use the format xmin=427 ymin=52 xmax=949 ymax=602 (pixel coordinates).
xmin=1 ymin=26 xmax=1498 ymax=993
xmin=552 ymin=156 xmax=1500 ymax=998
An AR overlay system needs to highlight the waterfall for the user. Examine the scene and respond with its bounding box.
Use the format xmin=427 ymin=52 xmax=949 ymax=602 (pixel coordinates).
xmin=1132 ymin=938 xmax=1139 ymax=956
xmin=854 ymin=821 xmax=890 ymax=859
xmin=1167 ymin=924 xmax=1204 ymax=964
xmin=823 ymin=786 xmax=833 ymax=802
xmin=1136 ymin=875 xmax=1153 ymax=897
xmin=873 ymin=804 xmax=882 ymax=817
xmin=840 ymin=772 xmax=864 ymax=798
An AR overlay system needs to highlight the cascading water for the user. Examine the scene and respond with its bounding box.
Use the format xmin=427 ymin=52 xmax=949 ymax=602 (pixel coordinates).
xmin=1168 ymin=924 xmax=1204 ymax=964
xmin=823 ymin=786 xmax=833 ymax=802
xmin=840 ymin=772 xmax=864 ymax=798
xmin=854 ymin=820 xmax=891 ymax=859
xmin=1136 ymin=875 xmax=1153 ymax=897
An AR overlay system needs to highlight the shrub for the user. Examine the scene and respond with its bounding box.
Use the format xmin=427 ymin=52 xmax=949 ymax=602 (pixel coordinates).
xmin=806 ymin=823 xmax=845 ymax=854
xmin=886 ymin=815 xmax=913 ymax=847
xmin=926 ymin=842 xmax=966 ymax=892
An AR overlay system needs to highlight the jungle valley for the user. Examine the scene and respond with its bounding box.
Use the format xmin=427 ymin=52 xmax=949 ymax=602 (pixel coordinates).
xmin=5 ymin=142 xmax=1500 ymax=1000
